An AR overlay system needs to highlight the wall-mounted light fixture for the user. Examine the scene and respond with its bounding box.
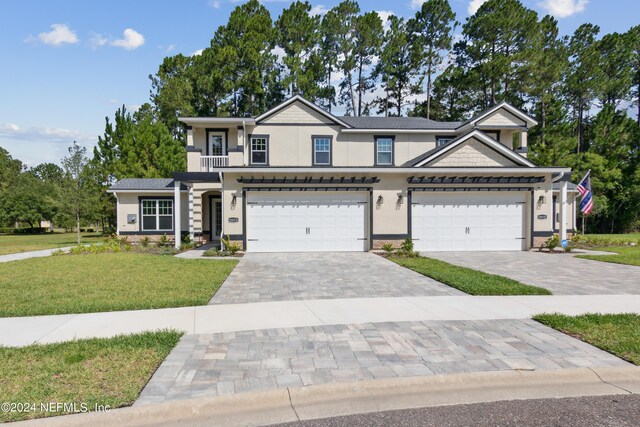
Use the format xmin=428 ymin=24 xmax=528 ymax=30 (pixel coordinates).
xmin=231 ymin=194 xmax=238 ymax=206
xmin=377 ymin=195 xmax=384 ymax=205
xmin=537 ymin=195 xmax=546 ymax=205
xmin=396 ymin=192 xmax=404 ymax=204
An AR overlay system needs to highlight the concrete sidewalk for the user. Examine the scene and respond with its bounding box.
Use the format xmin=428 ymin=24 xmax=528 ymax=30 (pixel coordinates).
xmin=3 ymin=294 xmax=640 ymax=347
xmin=11 ymin=366 xmax=640 ymax=427
xmin=0 ymin=246 xmax=73 ymax=263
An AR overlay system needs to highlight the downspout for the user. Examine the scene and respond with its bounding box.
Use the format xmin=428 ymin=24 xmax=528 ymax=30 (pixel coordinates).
xmin=242 ymin=120 xmax=247 ymax=166
xmin=219 ymin=171 xmax=224 ymax=251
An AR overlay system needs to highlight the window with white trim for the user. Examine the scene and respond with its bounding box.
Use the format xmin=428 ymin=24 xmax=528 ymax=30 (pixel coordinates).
xmin=436 ymin=136 xmax=455 ymax=147
xmin=251 ymin=136 xmax=268 ymax=165
xmin=141 ymin=199 xmax=173 ymax=231
xmin=376 ymin=137 xmax=393 ymax=165
xmin=313 ymin=137 xmax=331 ymax=165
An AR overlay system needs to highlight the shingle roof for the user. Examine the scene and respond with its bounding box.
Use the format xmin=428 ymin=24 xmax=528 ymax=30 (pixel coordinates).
xmin=338 ymin=116 xmax=461 ymax=130
xmin=109 ymin=178 xmax=188 ymax=191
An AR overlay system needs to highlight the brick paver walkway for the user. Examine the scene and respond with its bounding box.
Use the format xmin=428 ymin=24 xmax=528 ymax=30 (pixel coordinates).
xmin=210 ymin=253 xmax=461 ymax=304
xmin=136 ymin=319 xmax=628 ymax=405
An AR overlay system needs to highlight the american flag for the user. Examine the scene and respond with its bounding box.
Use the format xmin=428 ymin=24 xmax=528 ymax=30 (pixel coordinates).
xmin=577 ymin=171 xmax=594 ymax=215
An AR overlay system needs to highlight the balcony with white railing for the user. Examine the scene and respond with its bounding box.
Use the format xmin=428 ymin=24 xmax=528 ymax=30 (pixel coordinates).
xmin=200 ymin=155 xmax=229 ymax=171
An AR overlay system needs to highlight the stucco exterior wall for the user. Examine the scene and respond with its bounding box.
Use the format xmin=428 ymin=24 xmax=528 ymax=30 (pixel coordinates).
xmin=115 ymin=192 xmax=188 ymax=236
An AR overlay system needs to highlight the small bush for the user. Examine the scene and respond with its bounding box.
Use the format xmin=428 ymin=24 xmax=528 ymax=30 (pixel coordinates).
xmin=158 ymin=234 xmax=170 ymax=247
xmin=51 ymin=249 xmax=66 ymax=256
xmin=203 ymin=248 xmax=220 ymax=257
xmin=124 ymin=243 xmax=133 ymax=252
xmin=221 ymin=235 xmax=242 ymax=255
xmin=543 ymin=234 xmax=560 ymax=251
xmin=381 ymin=243 xmax=394 ymax=254
xmin=140 ymin=236 xmax=151 ymax=247
xmin=400 ymin=238 xmax=414 ymax=253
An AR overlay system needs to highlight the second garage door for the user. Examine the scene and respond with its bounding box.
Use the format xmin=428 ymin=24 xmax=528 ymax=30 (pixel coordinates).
xmin=411 ymin=193 xmax=526 ymax=252
xmin=246 ymin=192 xmax=367 ymax=252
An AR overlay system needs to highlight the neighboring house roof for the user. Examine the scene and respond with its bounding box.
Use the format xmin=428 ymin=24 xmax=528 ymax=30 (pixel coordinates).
xmin=108 ymin=178 xmax=188 ymax=192
xmin=338 ymin=116 xmax=462 ymax=130
xmin=403 ymin=129 xmax=536 ymax=168
xmin=255 ymin=95 xmax=353 ymax=128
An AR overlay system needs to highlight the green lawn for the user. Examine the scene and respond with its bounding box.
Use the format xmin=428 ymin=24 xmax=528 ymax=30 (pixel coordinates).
xmin=390 ymin=256 xmax=551 ymax=295
xmin=0 ymin=331 xmax=182 ymax=423
xmin=0 ymin=232 xmax=103 ymax=255
xmin=535 ymin=313 xmax=640 ymax=365
xmin=577 ymin=246 xmax=640 ymax=267
xmin=0 ymin=252 xmax=238 ymax=317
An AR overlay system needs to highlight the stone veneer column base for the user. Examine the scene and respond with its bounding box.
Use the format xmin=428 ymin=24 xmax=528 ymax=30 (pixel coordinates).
xmin=372 ymin=239 xmax=405 ymax=250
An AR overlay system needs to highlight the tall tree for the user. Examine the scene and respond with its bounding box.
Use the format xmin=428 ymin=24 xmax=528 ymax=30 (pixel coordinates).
xmin=210 ymin=0 xmax=277 ymax=116
xmin=332 ymin=0 xmax=361 ymax=115
xmin=375 ymin=16 xmax=421 ymax=116
xmin=60 ymin=143 xmax=99 ymax=243
xmin=459 ymin=0 xmax=538 ymax=107
xmin=564 ymin=23 xmax=600 ymax=153
xmin=275 ymin=1 xmax=322 ymax=98
xmin=352 ymin=11 xmax=383 ymax=116
xmin=595 ymin=32 xmax=634 ymax=109
xmin=408 ymin=0 xmax=457 ymax=119
xmin=629 ymin=25 xmax=640 ymax=125
xmin=318 ymin=7 xmax=342 ymax=112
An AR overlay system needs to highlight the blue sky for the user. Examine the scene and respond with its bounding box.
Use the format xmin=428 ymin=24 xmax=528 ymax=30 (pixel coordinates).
xmin=1 ymin=0 xmax=638 ymax=166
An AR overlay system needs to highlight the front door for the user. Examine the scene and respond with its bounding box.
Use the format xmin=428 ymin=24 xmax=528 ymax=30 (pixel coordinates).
xmin=210 ymin=198 xmax=222 ymax=241
xmin=208 ymin=131 xmax=226 ymax=156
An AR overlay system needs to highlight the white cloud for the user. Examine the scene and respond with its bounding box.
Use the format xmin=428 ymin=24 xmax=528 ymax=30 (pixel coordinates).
xmin=192 ymin=48 xmax=205 ymax=56
xmin=89 ymin=32 xmax=108 ymax=48
xmin=538 ymin=0 xmax=588 ymax=18
xmin=376 ymin=11 xmax=395 ymax=31
xmin=310 ymin=5 xmax=329 ymax=16
xmin=410 ymin=0 xmax=423 ymax=9
xmin=33 ymin=24 xmax=78 ymax=46
xmin=209 ymin=0 xmax=221 ymax=8
xmin=127 ymin=104 xmax=142 ymax=112
xmin=165 ymin=44 xmax=176 ymax=53
xmin=468 ymin=0 xmax=488 ymax=15
xmin=111 ymin=28 xmax=145 ymax=50
xmin=0 ymin=123 xmax=94 ymax=143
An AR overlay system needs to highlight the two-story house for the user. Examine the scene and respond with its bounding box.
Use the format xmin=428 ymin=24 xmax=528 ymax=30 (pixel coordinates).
xmin=108 ymin=95 xmax=577 ymax=252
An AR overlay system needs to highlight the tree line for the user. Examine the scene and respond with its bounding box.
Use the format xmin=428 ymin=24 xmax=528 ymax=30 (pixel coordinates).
xmin=2 ymin=0 xmax=639 ymax=234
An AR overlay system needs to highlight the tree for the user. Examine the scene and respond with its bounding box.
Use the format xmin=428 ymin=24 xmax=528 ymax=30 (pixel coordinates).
xmin=564 ymin=23 xmax=600 ymax=153
xmin=318 ymin=7 xmax=342 ymax=112
xmin=408 ymin=0 xmax=457 ymax=119
xmin=331 ymin=0 xmax=361 ymax=115
xmin=60 ymin=143 xmax=99 ymax=243
xmin=595 ymin=32 xmax=634 ymax=109
xmin=352 ymin=11 xmax=383 ymax=116
xmin=628 ymin=25 xmax=640 ymax=124
xmin=1 ymin=172 xmax=56 ymax=230
xmin=275 ymin=1 xmax=322 ymax=98
xmin=93 ymin=104 xmax=186 ymax=180
xmin=375 ymin=15 xmax=421 ymax=116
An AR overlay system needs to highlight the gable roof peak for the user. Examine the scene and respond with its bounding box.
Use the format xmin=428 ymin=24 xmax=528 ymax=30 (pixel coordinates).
xmin=255 ymin=95 xmax=352 ymax=128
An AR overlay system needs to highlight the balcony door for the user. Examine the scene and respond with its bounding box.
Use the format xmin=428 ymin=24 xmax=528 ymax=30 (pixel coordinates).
xmin=207 ymin=130 xmax=227 ymax=156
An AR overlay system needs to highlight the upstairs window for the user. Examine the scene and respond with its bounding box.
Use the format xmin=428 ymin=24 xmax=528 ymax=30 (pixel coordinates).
xmin=375 ymin=136 xmax=394 ymax=165
xmin=250 ymin=135 xmax=268 ymax=165
xmin=313 ymin=137 xmax=331 ymax=165
xmin=436 ymin=136 xmax=455 ymax=147
xmin=141 ymin=199 xmax=173 ymax=231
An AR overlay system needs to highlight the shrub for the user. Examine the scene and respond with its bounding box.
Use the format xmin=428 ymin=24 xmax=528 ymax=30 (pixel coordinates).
xmin=140 ymin=236 xmax=151 ymax=247
xmin=400 ymin=238 xmax=414 ymax=253
xmin=51 ymin=249 xmax=66 ymax=256
xmin=203 ymin=248 xmax=220 ymax=257
xmin=543 ymin=234 xmax=560 ymax=251
xmin=158 ymin=234 xmax=170 ymax=247
xmin=124 ymin=243 xmax=133 ymax=252
xmin=381 ymin=243 xmax=394 ymax=254
xmin=221 ymin=235 xmax=242 ymax=255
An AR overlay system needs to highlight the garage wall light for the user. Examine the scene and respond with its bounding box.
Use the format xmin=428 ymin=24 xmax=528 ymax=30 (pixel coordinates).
xmin=377 ymin=195 xmax=384 ymax=205
xmin=396 ymin=193 xmax=404 ymax=204
xmin=537 ymin=195 xmax=546 ymax=205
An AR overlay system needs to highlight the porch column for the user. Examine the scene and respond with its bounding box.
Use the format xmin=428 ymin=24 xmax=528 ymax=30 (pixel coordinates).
xmin=559 ymin=180 xmax=568 ymax=242
xmin=174 ymin=180 xmax=181 ymax=248
xmin=188 ymin=187 xmax=194 ymax=241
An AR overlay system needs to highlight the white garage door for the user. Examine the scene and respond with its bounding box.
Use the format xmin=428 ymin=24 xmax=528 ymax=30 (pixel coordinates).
xmin=246 ymin=192 xmax=367 ymax=252
xmin=411 ymin=193 xmax=526 ymax=252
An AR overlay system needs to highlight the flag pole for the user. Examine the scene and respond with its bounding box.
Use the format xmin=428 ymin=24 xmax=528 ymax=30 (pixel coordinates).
xmin=579 ymin=170 xmax=590 ymax=235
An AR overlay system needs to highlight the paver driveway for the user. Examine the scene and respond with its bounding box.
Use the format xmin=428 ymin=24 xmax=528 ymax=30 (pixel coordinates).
xmin=427 ymin=251 xmax=640 ymax=295
xmin=211 ymin=252 xmax=462 ymax=304
xmin=136 ymin=319 xmax=628 ymax=404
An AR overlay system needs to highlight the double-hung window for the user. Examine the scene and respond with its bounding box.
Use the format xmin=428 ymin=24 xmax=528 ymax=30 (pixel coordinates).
xmin=141 ymin=199 xmax=173 ymax=231
xmin=375 ymin=137 xmax=393 ymax=165
xmin=313 ymin=136 xmax=331 ymax=165
xmin=250 ymin=136 xmax=268 ymax=165
xmin=436 ymin=136 xmax=455 ymax=147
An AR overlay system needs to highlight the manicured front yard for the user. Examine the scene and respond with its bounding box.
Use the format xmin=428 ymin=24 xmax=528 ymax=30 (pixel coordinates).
xmin=0 ymin=232 xmax=103 ymax=255
xmin=0 ymin=252 xmax=238 ymax=317
xmin=577 ymin=246 xmax=640 ymax=267
xmin=390 ymin=256 xmax=551 ymax=295
xmin=535 ymin=313 xmax=640 ymax=365
xmin=0 ymin=331 xmax=182 ymax=422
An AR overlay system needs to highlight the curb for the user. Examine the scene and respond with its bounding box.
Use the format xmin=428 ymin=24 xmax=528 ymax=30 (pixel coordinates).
xmin=12 ymin=366 xmax=640 ymax=426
